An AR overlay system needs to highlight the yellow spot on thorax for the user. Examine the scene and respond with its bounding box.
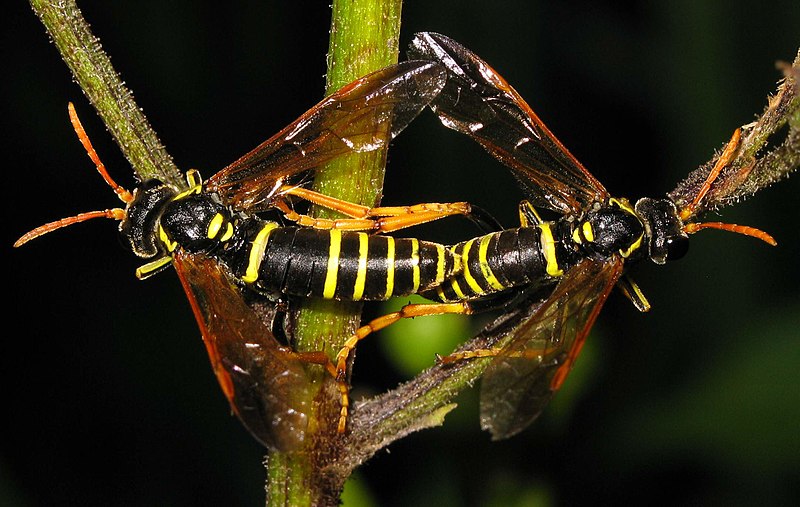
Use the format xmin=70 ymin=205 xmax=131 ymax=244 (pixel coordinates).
xmin=582 ymin=221 xmax=594 ymax=242
xmin=207 ymin=213 xmax=226 ymax=239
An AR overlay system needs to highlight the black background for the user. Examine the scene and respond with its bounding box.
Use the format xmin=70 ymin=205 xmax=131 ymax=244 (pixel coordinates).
xmin=4 ymin=1 xmax=799 ymax=506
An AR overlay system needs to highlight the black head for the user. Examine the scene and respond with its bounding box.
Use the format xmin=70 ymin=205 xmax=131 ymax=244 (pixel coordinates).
xmin=119 ymin=179 xmax=176 ymax=258
xmin=634 ymin=197 xmax=689 ymax=264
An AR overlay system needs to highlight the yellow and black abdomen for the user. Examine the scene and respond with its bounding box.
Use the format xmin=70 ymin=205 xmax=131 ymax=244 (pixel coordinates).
xmin=427 ymin=227 xmax=554 ymax=303
xmin=236 ymin=226 xmax=456 ymax=301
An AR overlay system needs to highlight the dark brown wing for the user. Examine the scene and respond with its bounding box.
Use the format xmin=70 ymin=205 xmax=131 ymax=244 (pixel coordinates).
xmin=206 ymin=60 xmax=447 ymax=212
xmin=408 ymin=32 xmax=608 ymax=215
xmin=480 ymin=257 xmax=623 ymax=440
xmin=172 ymin=252 xmax=312 ymax=451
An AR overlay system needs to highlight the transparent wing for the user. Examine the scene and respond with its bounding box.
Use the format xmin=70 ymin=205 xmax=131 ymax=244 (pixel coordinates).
xmin=206 ymin=60 xmax=447 ymax=212
xmin=480 ymin=257 xmax=624 ymax=440
xmin=172 ymin=252 xmax=312 ymax=451
xmin=408 ymin=31 xmax=609 ymax=214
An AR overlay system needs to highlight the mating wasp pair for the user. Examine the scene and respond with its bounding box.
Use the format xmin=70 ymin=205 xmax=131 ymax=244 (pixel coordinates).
xmin=16 ymin=33 xmax=778 ymax=448
xmin=16 ymin=60 xmax=468 ymax=451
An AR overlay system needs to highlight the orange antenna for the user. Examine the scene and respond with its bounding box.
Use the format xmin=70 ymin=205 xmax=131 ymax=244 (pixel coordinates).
xmin=68 ymin=102 xmax=134 ymax=204
xmin=680 ymin=128 xmax=741 ymax=221
xmin=678 ymin=127 xmax=776 ymax=247
xmin=14 ymin=104 xmax=133 ymax=247
xmin=684 ymin=221 xmax=776 ymax=246
xmin=14 ymin=209 xmax=127 ymax=247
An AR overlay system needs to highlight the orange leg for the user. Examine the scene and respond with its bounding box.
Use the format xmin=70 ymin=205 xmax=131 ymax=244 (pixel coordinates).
xmin=333 ymin=302 xmax=472 ymax=433
xmin=277 ymin=186 xmax=472 ymax=233
xmin=437 ymin=348 xmax=502 ymax=363
xmin=272 ymin=198 xmax=379 ymax=231
xmin=277 ymin=349 xmax=360 ymax=435
xmin=285 ymin=350 xmax=339 ymax=378
xmin=678 ymin=129 xmax=777 ymax=246
xmin=680 ymin=128 xmax=741 ymax=221
xmin=439 ymin=345 xmax=561 ymax=364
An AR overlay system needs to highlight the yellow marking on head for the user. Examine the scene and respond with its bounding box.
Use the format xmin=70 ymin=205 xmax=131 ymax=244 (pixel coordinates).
xmin=572 ymin=227 xmax=582 ymax=244
xmin=461 ymin=239 xmax=484 ymax=294
xmin=411 ymin=238 xmax=421 ymax=294
xmin=352 ymin=233 xmax=369 ymax=301
xmin=323 ymin=229 xmax=343 ymax=299
xmin=582 ymin=221 xmax=594 ymax=242
xmin=478 ymin=234 xmax=505 ymax=290
xmin=242 ymin=222 xmax=278 ymax=283
xmin=207 ymin=213 xmax=225 ymax=239
xmin=539 ymin=223 xmax=563 ymax=277
xmin=384 ymin=237 xmax=396 ymax=300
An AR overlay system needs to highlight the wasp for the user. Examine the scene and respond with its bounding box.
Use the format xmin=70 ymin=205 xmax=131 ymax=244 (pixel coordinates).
xmin=329 ymin=32 xmax=778 ymax=440
xmin=15 ymin=60 xmax=480 ymax=450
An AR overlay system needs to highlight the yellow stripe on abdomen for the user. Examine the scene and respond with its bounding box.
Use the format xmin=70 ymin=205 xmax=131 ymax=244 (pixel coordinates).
xmin=411 ymin=238 xmax=420 ymax=294
xmin=478 ymin=233 xmax=505 ymax=290
xmin=384 ymin=236 xmax=395 ymax=300
xmin=461 ymin=238 xmax=484 ymax=294
xmin=539 ymin=223 xmax=564 ymax=277
xmin=242 ymin=222 xmax=279 ymax=283
xmin=352 ymin=233 xmax=369 ymax=301
xmin=435 ymin=244 xmax=446 ymax=284
xmin=323 ymin=229 xmax=342 ymax=299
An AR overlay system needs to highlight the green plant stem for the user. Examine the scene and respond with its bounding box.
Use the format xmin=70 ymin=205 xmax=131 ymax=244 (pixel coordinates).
xmin=29 ymin=0 xmax=182 ymax=188
xmin=293 ymin=0 xmax=403 ymax=355
xmin=268 ymin=1 xmax=403 ymax=505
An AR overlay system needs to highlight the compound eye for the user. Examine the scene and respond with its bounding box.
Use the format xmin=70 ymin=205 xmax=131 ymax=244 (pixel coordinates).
xmin=665 ymin=235 xmax=689 ymax=261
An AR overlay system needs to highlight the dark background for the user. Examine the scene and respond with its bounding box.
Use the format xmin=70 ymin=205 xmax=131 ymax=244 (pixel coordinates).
xmin=3 ymin=1 xmax=799 ymax=506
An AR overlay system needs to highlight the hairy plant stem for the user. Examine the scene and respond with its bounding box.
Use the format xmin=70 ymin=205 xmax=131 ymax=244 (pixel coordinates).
xmin=29 ymin=0 xmax=182 ymax=188
xmin=272 ymin=1 xmax=404 ymax=505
